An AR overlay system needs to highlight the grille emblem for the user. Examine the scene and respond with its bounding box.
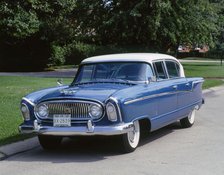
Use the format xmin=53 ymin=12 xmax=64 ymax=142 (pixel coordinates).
xmin=64 ymin=108 xmax=72 ymax=114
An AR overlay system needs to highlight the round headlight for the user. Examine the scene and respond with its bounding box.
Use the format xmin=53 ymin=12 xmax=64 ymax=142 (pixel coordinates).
xmin=89 ymin=104 xmax=103 ymax=119
xmin=21 ymin=103 xmax=30 ymax=121
xmin=36 ymin=104 xmax=49 ymax=118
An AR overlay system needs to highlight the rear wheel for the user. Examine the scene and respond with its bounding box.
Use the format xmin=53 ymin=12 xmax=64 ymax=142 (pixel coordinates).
xmin=38 ymin=135 xmax=62 ymax=150
xmin=120 ymin=120 xmax=140 ymax=153
xmin=180 ymin=108 xmax=196 ymax=128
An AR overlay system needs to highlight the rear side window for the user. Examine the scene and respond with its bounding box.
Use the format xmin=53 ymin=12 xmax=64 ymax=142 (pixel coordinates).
xmin=165 ymin=61 xmax=180 ymax=78
xmin=153 ymin=61 xmax=167 ymax=79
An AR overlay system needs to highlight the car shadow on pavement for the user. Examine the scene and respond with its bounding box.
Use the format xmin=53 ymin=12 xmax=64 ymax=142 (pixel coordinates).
xmin=5 ymin=122 xmax=182 ymax=163
xmin=139 ymin=121 xmax=182 ymax=147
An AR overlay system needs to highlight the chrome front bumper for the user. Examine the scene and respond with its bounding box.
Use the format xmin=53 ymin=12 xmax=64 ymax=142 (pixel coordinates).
xmin=19 ymin=120 xmax=134 ymax=136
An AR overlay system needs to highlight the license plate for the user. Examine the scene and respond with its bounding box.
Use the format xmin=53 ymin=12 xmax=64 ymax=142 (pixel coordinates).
xmin=53 ymin=114 xmax=71 ymax=127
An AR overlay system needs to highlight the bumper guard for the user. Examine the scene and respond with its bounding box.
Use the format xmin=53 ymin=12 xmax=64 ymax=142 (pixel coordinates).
xmin=19 ymin=120 xmax=134 ymax=136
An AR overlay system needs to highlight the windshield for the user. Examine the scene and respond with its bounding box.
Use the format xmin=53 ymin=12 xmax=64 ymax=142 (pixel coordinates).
xmin=74 ymin=62 xmax=153 ymax=84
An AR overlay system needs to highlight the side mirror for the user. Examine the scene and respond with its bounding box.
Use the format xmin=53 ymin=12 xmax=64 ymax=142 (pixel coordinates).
xmin=57 ymin=78 xmax=63 ymax=86
xmin=147 ymin=76 xmax=156 ymax=83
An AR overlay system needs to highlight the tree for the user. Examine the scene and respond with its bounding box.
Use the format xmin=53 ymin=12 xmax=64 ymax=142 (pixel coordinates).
xmin=74 ymin=0 xmax=220 ymax=51
xmin=0 ymin=0 xmax=79 ymax=67
xmin=0 ymin=0 xmax=224 ymax=69
xmin=0 ymin=1 xmax=40 ymax=39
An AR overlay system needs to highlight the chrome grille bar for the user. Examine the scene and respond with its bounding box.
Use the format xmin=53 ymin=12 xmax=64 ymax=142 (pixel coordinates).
xmin=47 ymin=102 xmax=90 ymax=120
xmin=35 ymin=100 xmax=104 ymax=121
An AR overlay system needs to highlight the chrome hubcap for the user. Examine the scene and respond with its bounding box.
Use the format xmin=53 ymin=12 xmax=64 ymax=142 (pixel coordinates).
xmin=188 ymin=109 xmax=196 ymax=124
xmin=127 ymin=121 xmax=140 ymax=148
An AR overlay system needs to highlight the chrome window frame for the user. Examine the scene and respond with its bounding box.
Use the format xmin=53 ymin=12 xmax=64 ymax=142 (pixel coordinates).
xmin=164 ymin=60 xmax=181 ymax=79
xmin=152 ymin=60 xmax=168 ymax=81
xmin=72 ymin=61 xmax=156 ymax=85
xmin=152 ymin=59 xmax=183 ymax=81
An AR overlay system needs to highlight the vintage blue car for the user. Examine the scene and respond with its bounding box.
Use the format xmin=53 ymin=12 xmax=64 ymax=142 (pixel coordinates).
xmin=19 ymin=53 xmax=204 ymax=153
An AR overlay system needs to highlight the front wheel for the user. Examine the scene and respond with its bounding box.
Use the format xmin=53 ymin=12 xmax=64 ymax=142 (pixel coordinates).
xmin=120 ymin=120 xmax=140 ymax=153
xmin=180 ymin=108 xmax=196 ymax=128
xmin=38 ymin=135 xmax=62 ymax=150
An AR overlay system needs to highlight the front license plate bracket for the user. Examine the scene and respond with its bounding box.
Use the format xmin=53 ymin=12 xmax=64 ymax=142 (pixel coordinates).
xmin=53 ymin=114 xmax=71 ymax=127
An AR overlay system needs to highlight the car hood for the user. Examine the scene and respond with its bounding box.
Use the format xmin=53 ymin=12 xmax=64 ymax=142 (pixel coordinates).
xmin=25 ymin=83 xmax=132 ymax=104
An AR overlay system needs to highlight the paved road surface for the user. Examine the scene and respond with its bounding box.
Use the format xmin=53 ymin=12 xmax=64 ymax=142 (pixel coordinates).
xmin=0 ymin=60 xmax=221 ymax=78
xmin=0 ymin=88 xmax=224 ymax=175
xmin=0 ymin=69 xmax=77 ymax=78
xmin=180 ymin=60 xmax=220 ymax=63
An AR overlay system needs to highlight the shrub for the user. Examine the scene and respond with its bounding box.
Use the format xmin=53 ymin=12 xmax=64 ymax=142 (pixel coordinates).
xmin=65 ymin=43 xmax=157 ymax=65
xmin=49 ymin=44 xmax=68 ymax=66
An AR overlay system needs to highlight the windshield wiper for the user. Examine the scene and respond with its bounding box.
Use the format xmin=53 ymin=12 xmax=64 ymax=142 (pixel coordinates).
xmin=110 ymin=78 xmax=137 ymax=85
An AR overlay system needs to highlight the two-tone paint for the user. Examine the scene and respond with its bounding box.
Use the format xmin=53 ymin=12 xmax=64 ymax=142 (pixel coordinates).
xmin=19 ymin=53 xmax=204 ymax=137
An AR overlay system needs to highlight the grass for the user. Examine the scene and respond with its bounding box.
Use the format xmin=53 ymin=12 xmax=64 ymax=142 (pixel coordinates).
xmin=182 ymin=62 xmax=224 ymax=89
xmin=183 ymin=62 xmax=224 ymax=78
xmin=0 ymin=62 xmax=223 ymax=146
xmin=0 ymin=76 xmax=73 ymax=146
xmin=202 ymin=79 xmax=224 ymax=89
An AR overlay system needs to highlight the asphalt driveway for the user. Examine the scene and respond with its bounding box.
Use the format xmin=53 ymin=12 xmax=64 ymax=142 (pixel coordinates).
xmin=0 ymin=68 xmax=77 ymax=78
xmin=0 ymin=60 xmax=220 ymax=78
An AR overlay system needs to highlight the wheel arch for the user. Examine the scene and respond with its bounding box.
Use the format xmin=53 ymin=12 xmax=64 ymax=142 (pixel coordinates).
xmin=138 ymin=118 xmax=151 ymax=132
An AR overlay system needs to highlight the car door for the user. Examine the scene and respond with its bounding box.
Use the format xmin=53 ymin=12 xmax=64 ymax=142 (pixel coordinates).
xmin=164 ymin=60 xmax=192 ymax=119
xmin=151 ymin=60 xmax=178 ymax=130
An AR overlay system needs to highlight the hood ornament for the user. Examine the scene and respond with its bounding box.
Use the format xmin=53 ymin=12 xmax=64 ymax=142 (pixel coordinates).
xmin=57 ymin=78 xmax=64 ymax=86
xmin=60 ymin=89 xmax=77 ymax=95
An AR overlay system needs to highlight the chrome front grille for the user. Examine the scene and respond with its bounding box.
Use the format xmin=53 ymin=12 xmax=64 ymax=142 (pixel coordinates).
xmin=35 ymin=100 xmax=103 ymax=121
xmin=48 ymin=102 xmax=90 ymax=120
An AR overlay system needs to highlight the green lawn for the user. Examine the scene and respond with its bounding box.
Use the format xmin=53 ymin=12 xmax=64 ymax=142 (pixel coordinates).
xmin=0 ymin=76 xmax=73 ymax=146
xmin=183 ymin=62 xmax=224 ymax=78
xmin=182 ymin=62 xmax=224 ymax=89
xmin=0 ymin=62 xmax=224 ymax=146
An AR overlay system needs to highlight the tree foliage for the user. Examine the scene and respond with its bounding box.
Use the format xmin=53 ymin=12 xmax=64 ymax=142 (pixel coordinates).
xmin=74 ymin=0 xmax=221 ymax=51
xmin=0 ymin=0 xmax=224 ymax=68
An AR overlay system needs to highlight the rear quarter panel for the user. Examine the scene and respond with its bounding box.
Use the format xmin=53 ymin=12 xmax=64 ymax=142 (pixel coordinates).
xmin=177 ymin=77 xmax=204 ymax=118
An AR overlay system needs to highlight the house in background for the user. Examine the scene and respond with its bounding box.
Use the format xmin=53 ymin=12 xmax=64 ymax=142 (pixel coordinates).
xmin=178 ymin=44 xmax=209 ymax=53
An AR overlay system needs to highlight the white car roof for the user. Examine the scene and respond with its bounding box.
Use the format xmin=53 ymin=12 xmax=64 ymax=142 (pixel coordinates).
xmin=81 ymin=53 xmax=178 ymax=64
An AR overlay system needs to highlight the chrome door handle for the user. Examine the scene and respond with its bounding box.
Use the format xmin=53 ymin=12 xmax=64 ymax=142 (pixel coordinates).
xmin=172 ymin=85 xmax=177 ymax=89
xmin=186 ymin=83 xmax=190 ymax=86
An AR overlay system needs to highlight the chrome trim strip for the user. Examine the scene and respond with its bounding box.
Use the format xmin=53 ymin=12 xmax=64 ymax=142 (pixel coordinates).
xmin=190 ymin=79 xmax=204 ymax=91
xmin=109 ymin=97 xmax=123 ymax=122
xmin=124 ymin=79 xmax=204 ymax=105
xmin=124 ymin=91 xmax=178 ymax=105
xmin=19 ymin=122 xmax=134 ymax=136
xmin=192 ymin=79 xmax=204 ymax=84
xmin=22 ymin=97 xmax=35 ymax=106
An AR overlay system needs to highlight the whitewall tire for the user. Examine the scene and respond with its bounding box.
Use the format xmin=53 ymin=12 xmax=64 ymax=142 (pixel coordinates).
xmin=120 ymin=120 xmax=140 ymax=153
xmin=180 ymin=108 xmax=196 ymax=128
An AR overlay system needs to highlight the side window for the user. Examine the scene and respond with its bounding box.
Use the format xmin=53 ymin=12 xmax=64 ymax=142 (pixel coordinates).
xmin=153 ymin=61 xmax=167 ymax=79
xmin=165 ymin=61 xmax=180 ymax=78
